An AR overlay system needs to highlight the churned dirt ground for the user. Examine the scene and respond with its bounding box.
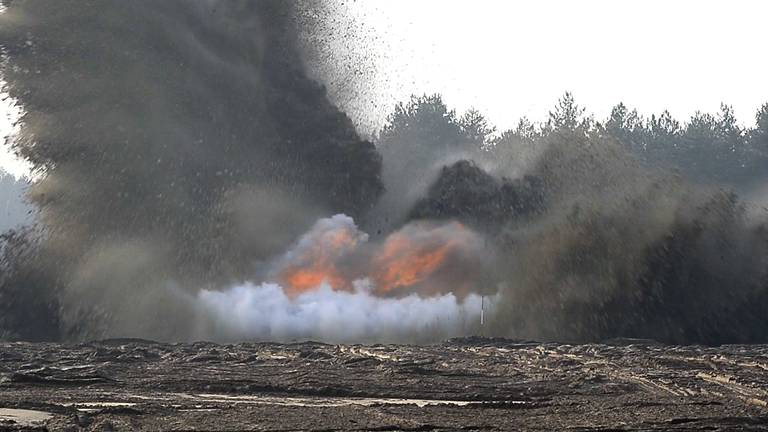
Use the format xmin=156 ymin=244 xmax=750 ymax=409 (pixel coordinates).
xmin=1 ymin=338 xmax=767 ymax=431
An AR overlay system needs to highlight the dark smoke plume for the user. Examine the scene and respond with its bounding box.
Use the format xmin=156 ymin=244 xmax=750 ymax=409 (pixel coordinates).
xmin=0 ymin=0 xmax=382 ymax=339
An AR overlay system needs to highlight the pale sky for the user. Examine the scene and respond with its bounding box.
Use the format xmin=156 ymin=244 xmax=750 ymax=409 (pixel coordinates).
xmin=0 ymin=85 xmax=29 ymax=179
xmin=2 ymin=0 xmax=768 ymax=175
xmin=338 ymin=0 xmax=768 ymax=132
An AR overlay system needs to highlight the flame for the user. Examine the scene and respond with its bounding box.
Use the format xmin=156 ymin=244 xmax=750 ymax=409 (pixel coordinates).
xmin=275 ymin=216 xmax=477 ymax=297
xmin=372 ymin=222 xmax=467 ymax=294
xmin=283 ymin=269 xmax=347 ymax=296
xmin=278 ymin=223 xmax=361 ymax=296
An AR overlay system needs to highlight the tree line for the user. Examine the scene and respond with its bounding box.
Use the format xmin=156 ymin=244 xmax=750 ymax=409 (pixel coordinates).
xmin=378 ymin=92 xmax=768 ymax=188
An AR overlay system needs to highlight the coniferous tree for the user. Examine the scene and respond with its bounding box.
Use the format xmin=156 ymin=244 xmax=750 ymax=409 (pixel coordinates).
xmin=606 ymin=103 xmax=645 ymax=154
xmin=750 ymin=104 xmax=768 ymax=156
xmin=543 ymin=92 xmax=592 ymax=135
xmin=459 ymin=108 xmax=497 ymax=150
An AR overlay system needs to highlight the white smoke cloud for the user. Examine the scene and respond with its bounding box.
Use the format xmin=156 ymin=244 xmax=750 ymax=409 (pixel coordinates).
xmin=198 ymin=281 xmax=491 ymax=344
xmin=188 ymin=214 xmax=495 ymax=343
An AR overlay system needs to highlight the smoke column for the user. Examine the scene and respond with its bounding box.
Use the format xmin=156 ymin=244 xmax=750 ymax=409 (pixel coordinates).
xmin=0 ymin=0 xmax=388 ymax=340
xmin=0 ymin=1 xmax=491 ymax=342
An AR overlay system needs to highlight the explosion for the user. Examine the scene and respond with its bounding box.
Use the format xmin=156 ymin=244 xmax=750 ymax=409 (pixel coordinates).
xmin=195 ymin=215 xmax=491 ymax=342
xmin=275 ymin=215 xmax=485 ymax=298
xmin=5 ymin=0 xmax=766 ymax=347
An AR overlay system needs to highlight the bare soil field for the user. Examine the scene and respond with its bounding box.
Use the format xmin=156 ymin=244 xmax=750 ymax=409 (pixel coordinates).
xmin=1 ymin=338 xmax=767 ymax=431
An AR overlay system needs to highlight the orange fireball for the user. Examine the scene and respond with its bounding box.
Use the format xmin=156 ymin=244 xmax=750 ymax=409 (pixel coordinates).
xmin=277 ymin=221 xmax=362 ymax=296
xmin=372 ymin=222 xmax=469 ymax=295
xmin=275 ymin=216 xmax=479 ymax=298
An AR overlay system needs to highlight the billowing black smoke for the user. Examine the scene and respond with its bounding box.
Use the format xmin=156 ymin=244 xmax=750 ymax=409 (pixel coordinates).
xmin=0 ymin=0 xmax=382 ymax=340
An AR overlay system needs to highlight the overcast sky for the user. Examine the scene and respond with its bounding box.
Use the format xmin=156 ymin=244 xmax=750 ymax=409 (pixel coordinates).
xmin=0 ymin=88 xmax=28 ymax=178
xmin=2 ymin=0 xmax=768 ymax=176
xmin=338 ymin=0 xmax=768 ymax=132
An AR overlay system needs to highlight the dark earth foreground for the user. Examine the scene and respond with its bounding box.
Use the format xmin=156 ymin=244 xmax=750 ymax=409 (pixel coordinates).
xmin=1 ymin=338 xmax=767 ymax=431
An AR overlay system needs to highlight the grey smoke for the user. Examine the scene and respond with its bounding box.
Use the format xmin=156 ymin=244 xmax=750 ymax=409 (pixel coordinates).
xmin=0 ymin=0 xmax=383 ymax=340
